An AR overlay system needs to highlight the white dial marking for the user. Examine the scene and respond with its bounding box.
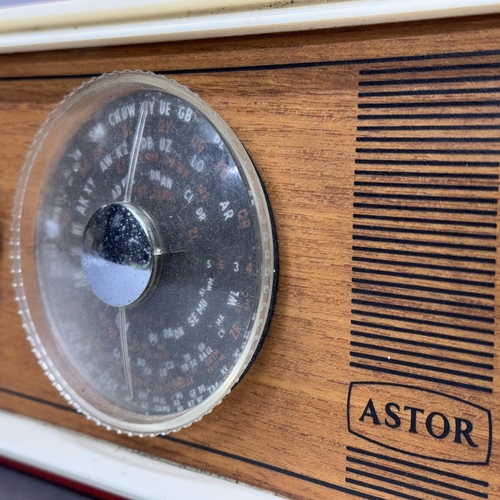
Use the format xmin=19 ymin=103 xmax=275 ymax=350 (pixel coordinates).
xmin=119 ymin=306 xmax=133 ymax=400
xmin=118 ymin=104 xmax=149 ymax=399
xmin=124 ymin=103 xmax=148 ymax=203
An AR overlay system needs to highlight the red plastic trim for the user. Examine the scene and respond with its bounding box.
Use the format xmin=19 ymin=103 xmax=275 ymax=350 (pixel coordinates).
xmin=0 ymin=455 xmax=129 ymax=500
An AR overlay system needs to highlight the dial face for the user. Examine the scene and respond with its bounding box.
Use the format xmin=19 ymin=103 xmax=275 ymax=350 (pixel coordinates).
xmin=12 ymin=73 xmax=277 ymax=434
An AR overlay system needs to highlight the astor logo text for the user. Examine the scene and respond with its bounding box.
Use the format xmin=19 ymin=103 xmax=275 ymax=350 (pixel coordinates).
xmin=347 ymin=383 xmax=492 ymax=464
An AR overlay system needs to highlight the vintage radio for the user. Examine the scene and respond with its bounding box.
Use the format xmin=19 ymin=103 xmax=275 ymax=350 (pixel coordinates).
xmin=1 ymin=4 xmax=500 ymax=499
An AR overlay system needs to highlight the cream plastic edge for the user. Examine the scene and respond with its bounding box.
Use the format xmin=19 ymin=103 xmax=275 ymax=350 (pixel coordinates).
xmin=0 ymin=409 xmax=281 ymax=500
xmin=0 ymin=0 xmax=500 ymax=54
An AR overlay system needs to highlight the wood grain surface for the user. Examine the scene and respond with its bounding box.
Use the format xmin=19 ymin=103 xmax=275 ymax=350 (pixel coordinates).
xmin=1 ymin=15 xmax=500 ymax=500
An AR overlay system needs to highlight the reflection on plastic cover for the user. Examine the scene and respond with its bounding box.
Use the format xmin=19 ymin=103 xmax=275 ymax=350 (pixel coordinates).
xmin=0 ymin=0 xmax=65 ymax=7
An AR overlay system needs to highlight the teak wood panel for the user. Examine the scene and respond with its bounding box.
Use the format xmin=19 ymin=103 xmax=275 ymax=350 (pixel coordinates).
xmin=2 ymin=15 xmax=500 ymax=500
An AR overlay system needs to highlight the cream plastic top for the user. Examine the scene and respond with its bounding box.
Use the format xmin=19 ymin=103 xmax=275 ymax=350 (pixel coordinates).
xmin=0 ymin=0 xmax=499 ymax=54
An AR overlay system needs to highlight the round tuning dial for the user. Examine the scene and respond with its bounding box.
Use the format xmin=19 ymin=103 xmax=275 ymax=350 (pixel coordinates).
xmin=11 ymin=71 xmax=277 ymax=435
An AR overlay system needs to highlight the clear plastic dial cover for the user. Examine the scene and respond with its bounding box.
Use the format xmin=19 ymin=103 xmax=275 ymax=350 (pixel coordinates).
xmin=11 ymin=72 xmax=276 ymax=435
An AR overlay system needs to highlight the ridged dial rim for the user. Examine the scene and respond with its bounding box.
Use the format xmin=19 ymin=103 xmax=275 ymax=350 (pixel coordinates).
xmin=10 ymin=70 xmax=276 ymax=436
